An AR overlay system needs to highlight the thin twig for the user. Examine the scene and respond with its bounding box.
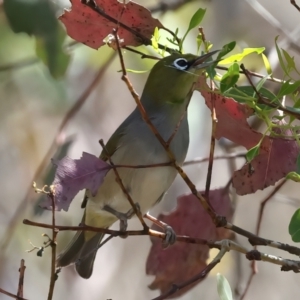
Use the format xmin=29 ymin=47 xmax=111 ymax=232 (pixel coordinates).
xmin=239 ymin=271 xmax=255 ymax=300
xmin=17 ymin=259 xmax=26 ymax=299
xmin=148 ymin=0 xmax=196 ymax=13
xmin=291 ymin=0 xmax=300 ymax=11
xmin=205 ymin=90 xmax=217 ymax=200
xmin=23 ymin=218 xmax=208 ymax=244
xmin=0 ymin=57 xmax=39 ymax=72
xmin=123 ymin=46 xmax=160 ymax=60
xmin=240 ymin=64 xmax=300 ymax=119
xmin=183 ymin=152 xmax=247 ymax=166
xmin=0 ymin=288 xmax=27 ymax=300
xmin=47 ymin=191 xmax=58 ymax=300
xmin=0 ymin=52 xmax=116 ymax=253
xmin=255 ymin=179 xmax=287 ymax=236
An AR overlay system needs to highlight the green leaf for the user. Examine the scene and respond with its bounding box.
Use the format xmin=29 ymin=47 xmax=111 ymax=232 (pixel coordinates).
xmin=225 ymin=86 xmax=277 ymax=107
xmin=219 ymin=47 xmax=265 ymax=65
xmin=282 ymin=49 xmax=296 ymax=71
xmin=220 ymin=62 xmax=240 ymax=93
xmin=217 ymin=274 xmax=233 ymax=300
xmin=188 ymin=8 xmax=206 ymax=32
xmin=275 ymin=36 xmax=289 ymax=77
xmin=277 ymin=80 xmax=300 ymax=98
xmin=181 ymin=9 xmax=206 ymax=50
xmin=246 ymin=144 xmax=260 ymax=162
xmin=151 ymin=27 xmax=159 ymax=50
xmin=286 ymin=171 xmax=300 ymax=182
xmin=3 ymin=0 xmax=70 ymax=78
xmin=262 ymin=53 xmax=273 ymax=75
xmin=289 ymin=208 xmax=300 ymax=242
xmin=35 ymin=25 xmax=70 ymax=78
xmin=256 ymin=75 xmax=269 ymax=92
xmin=217 ymin=41 xmax=236 ymax=60
xmin=196 ymin=33 xmax=203 ymax=54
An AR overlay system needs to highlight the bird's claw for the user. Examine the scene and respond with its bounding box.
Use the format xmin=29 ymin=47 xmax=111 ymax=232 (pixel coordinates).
xmin=162 ymin=225 xmax=176 ymax=248
xmin=103 ymin=203 xmax=141 ymax=237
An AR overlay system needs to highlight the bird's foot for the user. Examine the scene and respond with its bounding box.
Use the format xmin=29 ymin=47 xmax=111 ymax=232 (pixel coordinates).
xmin=103 ymin=203 xmax=141 ymax=234
xmin=163 ymin=225 xmax=176 ymax=248
xmin=145 ymin=213 xmax=176 ymax=248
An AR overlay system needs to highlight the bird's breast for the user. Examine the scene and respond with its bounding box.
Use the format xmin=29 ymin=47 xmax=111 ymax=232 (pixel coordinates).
xmin=86 ymin=112 xmax=189 ymax=227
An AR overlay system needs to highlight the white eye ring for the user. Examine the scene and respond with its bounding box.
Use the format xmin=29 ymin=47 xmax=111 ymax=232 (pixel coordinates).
xmin=173 ymin=58 xmax=189 ymax=70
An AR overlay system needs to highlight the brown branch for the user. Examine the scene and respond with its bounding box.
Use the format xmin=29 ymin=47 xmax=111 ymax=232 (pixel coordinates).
xmin=47 ymin=191 xmax=59 ymax=300
xmin=0 ymin=52 xmax=116 ymax=253
xmin=239 ymin=271 xmax=256 ymax=300
xmin=255 ymin=179 xmax=287 ymax=236
xmin=291 ymin=0 xmax=300 ymax=11
xmin=236 ymin=156 xmax=288 ymax=300
xmin=240 ymin=64 xmax=300 ymax=119
xmin=23 ymin=219 xmax=211 ymax=245
xmin=183 ymin=152 xmax=247 ymax=166
xmin=17 ymin=259 xmax=26 ymax=299
xmin=0 ymin=288 xmax=27 ymax=300
xmin=122 ymin=46 xmax=160 ymax=60
xmin=148 ymin=0 xmax=197 ymax=13
xmin=205 ymin=90 xmax=217 ymax=200
xmin=0 ymin=57 xmax=39 ymax=72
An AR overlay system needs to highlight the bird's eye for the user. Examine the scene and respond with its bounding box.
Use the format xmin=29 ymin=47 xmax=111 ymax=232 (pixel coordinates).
xmin=173 ymin=58 xmax=189 ymax=70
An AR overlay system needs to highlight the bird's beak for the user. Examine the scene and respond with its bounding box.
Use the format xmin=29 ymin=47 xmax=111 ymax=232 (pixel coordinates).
xmin=191 ymin=50 xmax=220 ymax=69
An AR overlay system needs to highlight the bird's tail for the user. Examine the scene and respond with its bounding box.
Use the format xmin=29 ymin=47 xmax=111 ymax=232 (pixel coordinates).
xmin=56 ymin=231 xmax=105 ymax=279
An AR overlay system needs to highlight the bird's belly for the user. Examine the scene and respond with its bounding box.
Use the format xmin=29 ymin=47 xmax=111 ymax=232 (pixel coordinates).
xmin=86 ymin=117 xmax=189 ymax=228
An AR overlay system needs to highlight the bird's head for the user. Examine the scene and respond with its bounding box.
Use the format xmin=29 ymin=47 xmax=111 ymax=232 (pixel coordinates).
xmin=141 ymin=50 xmax=218 ymax=108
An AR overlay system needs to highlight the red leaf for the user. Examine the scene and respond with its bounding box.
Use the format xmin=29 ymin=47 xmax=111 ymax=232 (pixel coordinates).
xmin=59 ymin=0 xmax=163 ymax=49
xmin=146 ymin=188 xmax=232 ymax=298
xmin=233 ymin=130 xmax=299 ymax=195
xmin=201 ymin=90 xmax=300 ymax=195
xmin=40 ymin=152 xmax=111 ymax=211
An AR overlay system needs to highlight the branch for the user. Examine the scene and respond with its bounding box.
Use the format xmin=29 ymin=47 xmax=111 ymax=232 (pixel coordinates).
xmin=183 ymin=152 xmax=247 ymax=166
xmin=47 ymin=191 xmax=59 ymax=300
xmin=291 ymin=0 xmax=300 ymax=11
xmin=240 ymin=64 xmax=300 ymax=119
xmin=0 ymin=288 xmax=27 ymax=300
xmin=17 ymin=259 xmax=26 ymax=299
xmin=255 ymin=179 xmax=287 ymax=236
xmin=205 ymin=87 xmax=217 ymax=200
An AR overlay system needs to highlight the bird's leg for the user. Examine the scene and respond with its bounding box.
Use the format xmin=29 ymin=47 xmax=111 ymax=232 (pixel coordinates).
xmin=102 ymin=203 xmax=141 ymax=233
xmin=145 ymin=213 xmax=176 ymax=248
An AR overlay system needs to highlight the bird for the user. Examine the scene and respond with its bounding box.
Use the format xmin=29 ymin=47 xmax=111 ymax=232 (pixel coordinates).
xmin=56 ymin=50 xmax=218 ymax=279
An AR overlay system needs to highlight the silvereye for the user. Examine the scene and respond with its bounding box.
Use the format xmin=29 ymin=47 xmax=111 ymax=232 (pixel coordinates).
xmin=56 ymin=51 xmax=218 ymax=278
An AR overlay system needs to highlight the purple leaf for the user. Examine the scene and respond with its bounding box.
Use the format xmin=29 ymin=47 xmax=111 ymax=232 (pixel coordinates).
xmin=40 ymin=152 xmax=111 ymax=211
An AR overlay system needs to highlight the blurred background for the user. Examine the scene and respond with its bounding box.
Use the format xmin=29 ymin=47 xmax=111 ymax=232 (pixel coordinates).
xmin=0 ymin=0 xmax=300 ymax=299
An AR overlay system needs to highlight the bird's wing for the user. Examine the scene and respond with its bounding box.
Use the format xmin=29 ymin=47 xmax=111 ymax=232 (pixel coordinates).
xmin=81 ymin=111 xmax=136 ymax=208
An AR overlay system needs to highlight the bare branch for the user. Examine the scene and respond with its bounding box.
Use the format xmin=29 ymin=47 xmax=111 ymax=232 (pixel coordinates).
xmin=17 ymin=259 xmax=26 ymax=299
